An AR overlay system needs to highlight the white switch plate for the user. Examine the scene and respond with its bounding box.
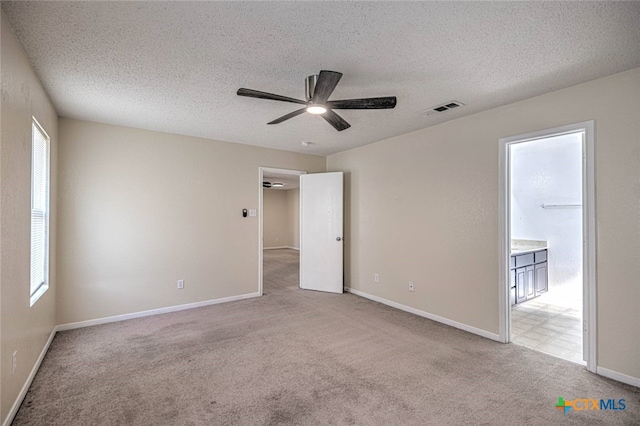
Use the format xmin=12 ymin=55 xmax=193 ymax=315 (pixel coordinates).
xmin=177 ymin=279 xmax=184 ymax=289
xmin=408 ymin=281 xmax=415 ymax=292
xmin=11 ymin=351 xmax=17 ymax=374
xmin=374 ymin=273 xmax=380 ymax=283
xmin=249 ymin=209 xmax=257 ymax=217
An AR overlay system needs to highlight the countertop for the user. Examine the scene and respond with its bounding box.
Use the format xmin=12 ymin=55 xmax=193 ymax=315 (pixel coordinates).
xmin=510 ymin=239 xmax=548 ymax=255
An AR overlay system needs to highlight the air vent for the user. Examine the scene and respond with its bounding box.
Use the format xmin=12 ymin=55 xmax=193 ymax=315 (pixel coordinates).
xmin=421 ymin=101 xmax=465 ymax=115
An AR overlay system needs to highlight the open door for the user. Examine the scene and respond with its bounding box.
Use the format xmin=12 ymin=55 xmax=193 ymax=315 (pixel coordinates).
xmin=300 ymin=172 xmax=343 ymax=293
xmin=499 ymin=121 xmax=596 ymax=373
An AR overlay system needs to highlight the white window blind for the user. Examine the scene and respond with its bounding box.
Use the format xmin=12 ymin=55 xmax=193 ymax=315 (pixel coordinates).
xmin=30 ymin=119 xmax=50 ymax=303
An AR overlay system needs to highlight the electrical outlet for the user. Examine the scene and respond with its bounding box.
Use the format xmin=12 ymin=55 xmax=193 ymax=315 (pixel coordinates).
xmin=11 ymin=351 xmax=17 ymax=374
xmin=177 ymin=279 xmax=184 ymax=289
xmin=408 ymin=281 xmax=415 ymax=292
xmin=374 ymin=273 xmax=380 ymax=283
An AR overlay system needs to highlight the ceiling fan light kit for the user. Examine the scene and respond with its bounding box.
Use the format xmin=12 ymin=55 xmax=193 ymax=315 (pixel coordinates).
xmin=237 ymin=70 xmax=397 ymax=131
xmin=306 ymin=104 xmax=327 ymax=115
xmin=262 ymin=181 xmax=284 ymax=188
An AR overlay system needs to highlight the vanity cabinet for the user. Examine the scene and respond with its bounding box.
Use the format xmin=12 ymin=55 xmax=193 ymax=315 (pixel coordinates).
xmin=534 ymin=262 xmax=548 ymax=294
xmin=510 ymin=249 xmax=548 ymax=306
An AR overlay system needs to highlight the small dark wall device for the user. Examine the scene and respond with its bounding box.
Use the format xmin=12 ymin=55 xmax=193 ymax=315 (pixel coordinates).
xmin=242 ymin=209 xmax=248 ymax=217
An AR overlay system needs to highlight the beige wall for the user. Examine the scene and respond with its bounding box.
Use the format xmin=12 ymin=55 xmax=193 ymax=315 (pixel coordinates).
xmin=1 ymin=11 xmax=638 ymax=419
xmin=263 ymin=188 xmax=300 ymax=249
xmin=328 ymin=68 xmax=640 ymax=380
xmin=57 ymin=118 xmax=324 ymax=325
xmin=263 ymin=189 xmax=289 ymax=248
xmin=1 ymin=12 xmax=58 ymax=423
xmin=286 ymin=188 xmax=300 ymax=249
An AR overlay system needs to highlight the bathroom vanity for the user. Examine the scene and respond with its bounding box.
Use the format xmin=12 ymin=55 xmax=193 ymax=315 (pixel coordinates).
xmin=510 ymin=240 xmax=548 ymax=306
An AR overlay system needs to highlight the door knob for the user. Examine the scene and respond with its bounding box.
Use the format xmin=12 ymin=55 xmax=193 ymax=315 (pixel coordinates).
xmin=336 ymin=237 xmax=342 ymax=241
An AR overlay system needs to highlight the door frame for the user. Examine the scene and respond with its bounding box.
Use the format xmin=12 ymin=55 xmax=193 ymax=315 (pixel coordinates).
xmin=258 ymin=167 xmax=306 ymax=296
xmin=498 ymin=121 xmax=596 ymax=373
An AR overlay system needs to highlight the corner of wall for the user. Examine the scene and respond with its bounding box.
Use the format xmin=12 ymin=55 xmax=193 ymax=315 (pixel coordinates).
xmin=1 ymin=10 xmax=58 ymax=425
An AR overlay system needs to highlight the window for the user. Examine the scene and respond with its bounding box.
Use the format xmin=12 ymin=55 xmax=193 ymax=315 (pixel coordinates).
xmin=30 ymin=118 xmax=50 ymax=306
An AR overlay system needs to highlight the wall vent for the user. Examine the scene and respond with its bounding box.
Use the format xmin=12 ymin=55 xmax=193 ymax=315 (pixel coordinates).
xmin=422 ymin=101 xmax=465 ymax=115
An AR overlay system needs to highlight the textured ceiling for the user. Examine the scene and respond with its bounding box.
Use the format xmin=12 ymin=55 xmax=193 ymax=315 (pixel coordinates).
xmin=2 ymin=1 xmax=640 ymax=156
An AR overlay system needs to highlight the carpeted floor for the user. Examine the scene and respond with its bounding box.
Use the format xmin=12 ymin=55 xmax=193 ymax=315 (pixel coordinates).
xmin=12 ymin=249 xmax=639 ymax=425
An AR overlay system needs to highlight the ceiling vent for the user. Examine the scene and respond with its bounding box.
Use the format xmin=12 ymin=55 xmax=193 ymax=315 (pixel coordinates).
xmin=422 ymin=101 xmax=465 ymax=116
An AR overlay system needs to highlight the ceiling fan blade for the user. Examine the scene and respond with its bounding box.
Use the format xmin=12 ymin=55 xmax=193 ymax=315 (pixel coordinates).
xmin=322 ymin=109 xmax=351 ymax=132
xmin=267 ymin=107 xmax=307 ymax=125
xmin=327 ymin=96 xmax=397 ymax=109
xmin=237 ymin=88 xmax=306 ymax=105
xmin=311 ymin=70 xmax=342 ymax=103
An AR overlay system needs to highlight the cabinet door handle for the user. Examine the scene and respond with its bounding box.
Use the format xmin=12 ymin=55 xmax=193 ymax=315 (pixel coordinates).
xmin=336 ymin=237 xmax=342 ymax=241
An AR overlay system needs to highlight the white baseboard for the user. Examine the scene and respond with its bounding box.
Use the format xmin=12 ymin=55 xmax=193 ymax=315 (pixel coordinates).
xmin=346 ymin=288 xmax=640 ymax=388
xmin=3 ymin=328 xmax=57 ymax=426
xmin=3 ymin=292 xmax=261 ymax=426
xmin=5 ymin=289 xmax=636 ymax=426
xmin=56 ymin=292 xmax=260 ymax=331
xmin=597 ymin=366 xmax=640 ymax=388
xmin=264 ymin=246 xmax=299 ymax=250
xmin=345 ymin=287 xmax=501 ymax=342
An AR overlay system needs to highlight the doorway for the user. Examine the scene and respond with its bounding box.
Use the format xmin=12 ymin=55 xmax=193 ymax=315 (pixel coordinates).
xmin=258 ymin=167 xmax=306 ymax=296
xmin=499 ymin=121 xmax=596 ymax=372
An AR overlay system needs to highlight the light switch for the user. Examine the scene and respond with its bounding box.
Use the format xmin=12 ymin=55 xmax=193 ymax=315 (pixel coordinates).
xmin=249 ymin=209 xmax=257 ymax=217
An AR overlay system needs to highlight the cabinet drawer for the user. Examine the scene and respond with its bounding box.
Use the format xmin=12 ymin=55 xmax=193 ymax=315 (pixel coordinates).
xmin=535 ymin=250 xmax=547 ymax=263
xmin=515 ymin=253 xmax=534 ymax=267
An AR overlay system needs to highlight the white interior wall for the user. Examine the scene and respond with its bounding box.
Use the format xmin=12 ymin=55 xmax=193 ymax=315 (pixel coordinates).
xmin=510 ymin=134 xmax=583 ymax=302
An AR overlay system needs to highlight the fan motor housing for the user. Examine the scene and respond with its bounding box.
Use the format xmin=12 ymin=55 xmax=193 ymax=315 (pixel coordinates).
xmin=305 ymin=75 xmax=318 ymax=101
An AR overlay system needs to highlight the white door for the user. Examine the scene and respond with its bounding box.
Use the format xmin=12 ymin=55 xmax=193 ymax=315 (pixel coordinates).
xmin=300 ymin=172 xmax=343 ymax=293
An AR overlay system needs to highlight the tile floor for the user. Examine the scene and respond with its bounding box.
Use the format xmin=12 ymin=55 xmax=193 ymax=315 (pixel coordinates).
xmin=512 ymin=294 xmax=584 ymax=364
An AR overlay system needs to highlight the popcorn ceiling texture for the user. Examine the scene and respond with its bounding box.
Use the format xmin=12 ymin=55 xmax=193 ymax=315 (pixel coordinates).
xmin=2 ymin=1 xmax=640 ymax=155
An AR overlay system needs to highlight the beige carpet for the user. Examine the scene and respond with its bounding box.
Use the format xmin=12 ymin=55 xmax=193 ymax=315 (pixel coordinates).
xmin=13 ymin=249 xmax=639 ymax=425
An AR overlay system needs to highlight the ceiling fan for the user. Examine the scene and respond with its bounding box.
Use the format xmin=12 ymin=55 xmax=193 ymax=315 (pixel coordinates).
xmin=237 ymin=70 xmax=397 ymax=131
